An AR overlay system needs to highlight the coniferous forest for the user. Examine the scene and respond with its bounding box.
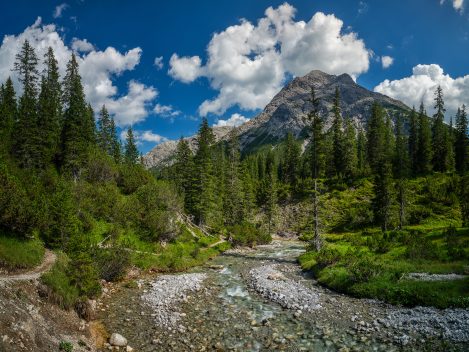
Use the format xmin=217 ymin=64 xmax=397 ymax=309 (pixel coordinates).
xmin=0 ymin=39 xmax=468 ymax=351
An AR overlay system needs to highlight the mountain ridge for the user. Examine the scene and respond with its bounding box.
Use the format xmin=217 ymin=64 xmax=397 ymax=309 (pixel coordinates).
xmin=143 ymin=70 xmax=409 ymax=169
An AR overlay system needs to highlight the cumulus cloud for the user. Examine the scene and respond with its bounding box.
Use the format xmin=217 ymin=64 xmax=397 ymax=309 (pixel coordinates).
xmin=381 ymin=56 xmax=394 ymax=69
xmin=154 ymin=56 xmax=164 ymax=70
xmin=154 ymin=103 xmax=181 ymax=117
xmin=121 ymin=129 xmax=168 ymax=144
xmin=168 ymin=54 xmax=203 ymax=83
xmin=71 ymin=38 xmax=94 ymax=52
xmin=214 ymin=113 xmax=250 ymax=127
xmin=441 ymin=0 xmax=465 ymax=12
xmin=0 ymin=18 xmax=158 ymax=126
xmin=169 ymin=3 xmax=370 ymax=116
xmin=53 ymin=3 xmax=68 ymax=18
xmin=374 ymin=64 xmax=469 ymax=118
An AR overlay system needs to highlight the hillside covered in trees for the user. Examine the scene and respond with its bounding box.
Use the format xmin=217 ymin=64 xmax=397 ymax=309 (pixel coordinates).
xmin=0 ymin=38 xmax=468 ymax=351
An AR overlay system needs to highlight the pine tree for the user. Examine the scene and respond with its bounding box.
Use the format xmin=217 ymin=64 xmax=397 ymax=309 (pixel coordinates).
xmin=109 ymin=117 xmax=121 ymax=163
xmin=332 ymin=87 xmax=345 ymax=178
xmin=455 ymin=105 xmax=468 ymax=174
xmin=174 ymin=138 xmax=195 ymax=214
xmin=408 ymin=107 xmax=419 ymax=175
xmin=97 ymin=105 xmax=112 ymax=153
xmin=224 ymin=130 xmax=244 ymax=225
xmin=193 ymin=118 xmax=216 ymax=225
xmin=343 ymin=117 xmax=358 ymax=181
xmin=282 ymin=132 xmax=301 ymax=187
xmin=264 ymin=149 xmax=277 ymax=235
xmin=357 ymin=128 xmax=367 ymax=176
xmin=0 ymin=78 xmax=17 ymax=148
xmin=432 ymin=85 xmax=451 ymax=172
xmin=124 ymin=127 xmax=139 ymax=165
xmin=37 ymin=47 xmax=62 ymax=168
xmin=367 ymin=103 xmax=386 ymax=174
xmin=416 ymin=102 xmax=432 ymax=175
xmin=305 ymin=87 xmax=326 ymax=179
xmin=61 ymin=53 xmax=93 ymax=178
xmin=13 ymin=40 xmax=40 ymax=168
xmin=394 ymin=115 xmax=409 ymax=229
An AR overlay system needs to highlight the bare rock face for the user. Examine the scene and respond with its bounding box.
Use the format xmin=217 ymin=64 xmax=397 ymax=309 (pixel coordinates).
xmin=143 ymin=126 xmax=233 ymax=169
xmin=143 ymin=69 xmax=409 ymax=169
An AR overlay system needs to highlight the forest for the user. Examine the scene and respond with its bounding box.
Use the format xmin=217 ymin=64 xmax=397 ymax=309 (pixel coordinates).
xmin=0 ymin=40 xmax=468 ymax=317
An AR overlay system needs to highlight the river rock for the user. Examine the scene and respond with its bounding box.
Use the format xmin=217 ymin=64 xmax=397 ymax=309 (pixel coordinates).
xmin=110 ymin=333 xmax=127 ymax=346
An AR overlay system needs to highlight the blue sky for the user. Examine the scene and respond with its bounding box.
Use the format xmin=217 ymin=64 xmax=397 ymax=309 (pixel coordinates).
xmin=0 ymin=0 xmax=468 ymax=153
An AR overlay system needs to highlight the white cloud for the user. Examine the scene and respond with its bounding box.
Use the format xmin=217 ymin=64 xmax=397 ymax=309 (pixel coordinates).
xmin=374 ymin=64 xmax=469 ymax=119
xmin=168 ymin=54 xmax=203 ymax=83
xmin=154 ymin=56 xmax=163 ymax=70
xmin=71 ymin=38 xmax=94 ymax=52
xmin=381 ymin=55 xmax=394 ymax=69
xmin=214 ymin=113 xmax=250 ymax=127
xmin=453 ymin=0 xmax=464 ymax=11
xmin=53 ymin=3 xmax=68 ymax=19
xmin=0 ymin=18 xmax=158 ymax=126
xmin=154 ymin=103 xmax=181 ymax=117
xmin=120 ymin=129 xmax=168 ymax=144
xmin=169 ymin=3 xmax=370 ymax=116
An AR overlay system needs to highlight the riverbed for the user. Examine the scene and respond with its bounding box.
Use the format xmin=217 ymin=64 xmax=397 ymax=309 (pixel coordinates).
xmin=98 ymin=240 xmax=469 ymax=351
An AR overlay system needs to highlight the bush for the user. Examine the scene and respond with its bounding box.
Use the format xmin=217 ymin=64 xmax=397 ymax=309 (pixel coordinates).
xmin=41 ymin=253 xmax=80 ymax=309
xmin=117 ymin=164 xmax=152 ymax=195
xmin=228 ymin=221 xmax=271 ymax=247
xmin=59 ymin=341 xmax=73 ymax=352
xmin=93 ymin=246 xmax=131 ymax=282
xmin=0 ymin=235 xmax=45 ymax=270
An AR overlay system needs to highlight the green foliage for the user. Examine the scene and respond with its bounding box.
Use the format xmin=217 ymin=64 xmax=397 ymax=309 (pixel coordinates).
xmin=228 ymin=221 xmax=272 ymax=247
xmin=59 ymin=341 xmax=73 ymax=352
xmin=124 ymin=127 xmax=139 ymax=165
xmin=41 ymin=253 xmax=80 ymax=310
xmin=0 ymin=235 xmax=44 ymax=270
xmin=93 ymin=246 xmax=131 ymax=282
xmin=117 ymin=164 xmax=152 ymax=194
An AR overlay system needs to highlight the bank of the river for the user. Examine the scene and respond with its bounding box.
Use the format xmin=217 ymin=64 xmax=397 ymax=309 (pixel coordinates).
xmin=95 ymin=240 xmax=469 ymax=351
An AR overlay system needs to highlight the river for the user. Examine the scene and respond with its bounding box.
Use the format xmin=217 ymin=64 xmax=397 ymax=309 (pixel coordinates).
xmin=98 ymin=240 xmax=468 ymax=351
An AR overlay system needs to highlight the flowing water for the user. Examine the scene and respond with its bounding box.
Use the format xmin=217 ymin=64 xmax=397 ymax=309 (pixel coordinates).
xmin=99 ymin=240 xmax=467 ymax=351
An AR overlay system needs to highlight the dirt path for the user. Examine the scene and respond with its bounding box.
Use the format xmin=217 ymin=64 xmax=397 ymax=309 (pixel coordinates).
xmin=0 ymin=249 xmax=56 ymax=283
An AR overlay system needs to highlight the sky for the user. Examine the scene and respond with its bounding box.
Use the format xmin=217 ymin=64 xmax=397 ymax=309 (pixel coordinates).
xmin=0 ymin=0 xmax=468 ymax=153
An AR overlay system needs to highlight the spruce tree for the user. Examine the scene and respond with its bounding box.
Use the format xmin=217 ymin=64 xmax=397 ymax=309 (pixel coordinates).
xmin=282 ymin=132 xmax=301 ymax=187
xmin=416 ymin=102 xmax=432 ymax=175
xmin=124 ymin=127 xmax=139 ymax=165
xmin=455 ymin=105 xmax=468 ymax=174
xmin=97 ymin=105 xmax=112 ymax=153
xmin=264 ymin=149 xmax=277 ymax=234
xmin=174 ymin=138 xmax=195 ymax=213
xmin=343 ymin=117 xmax=358 ymax=181
xmin=357 ymin=128 xmax=367 ymax=176
xmin=0 ymin=78 xmax=17 ymax=148
xmin=408 ymin=107 xmax=419 ymax=175
xmin=394 ymin=115 xmax=409 ymax=229
xmin=367 ymin=103 xmax=386 ymax=174
xmin=224 ymin=130 xmax=244 ymax=225
xmin=332 ymin=87 xmax=345 ymax=178
xmin=305 ymin=87 xmax=325 ymax=179
xmin=61 ymin=53 xmax=93 ymax=178
xmin=109 ymin=117 xmax=121 ymax=163
xmin=193 ymin=117 xmax=216 ymax=225
xmin=432 ymin=85 xmax=450 ymax=171
xmin=37 ymin=47 xmax=62 ymax=168
xmin=13 ymin=40 xmax=40 ymax=168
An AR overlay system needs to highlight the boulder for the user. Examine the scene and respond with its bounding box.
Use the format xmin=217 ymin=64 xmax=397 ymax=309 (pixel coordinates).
xmin=109 ymin=333 xmax=127 ymax=347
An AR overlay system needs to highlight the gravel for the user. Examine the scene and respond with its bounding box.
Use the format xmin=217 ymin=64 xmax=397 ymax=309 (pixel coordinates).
xmin=141 ymin=273 xmax=207 ymax=328
xmin=382 ymin=306 xmax=469 ymax=342
xmin=247 ymin=264 xmax=321 ymax=312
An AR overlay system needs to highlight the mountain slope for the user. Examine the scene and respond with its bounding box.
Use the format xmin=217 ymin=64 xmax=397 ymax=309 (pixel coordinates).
xmin=143 ymin=70 xmax=409 ymax=168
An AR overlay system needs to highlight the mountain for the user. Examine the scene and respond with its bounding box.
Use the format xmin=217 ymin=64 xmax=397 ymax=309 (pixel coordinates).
xmin=143 ymin=70 xmax=409 ymax=169
xmin=143 ymin=125 xmax=233 ymax=169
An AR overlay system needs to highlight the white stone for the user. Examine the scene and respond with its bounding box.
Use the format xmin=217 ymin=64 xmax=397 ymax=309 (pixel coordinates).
xmin=109 ymin=333 xmax=127 ymax=347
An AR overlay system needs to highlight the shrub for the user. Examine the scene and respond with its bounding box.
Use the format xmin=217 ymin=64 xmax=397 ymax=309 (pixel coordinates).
xmin=228 ymin=221 xmax=271 ymax=247
xmin=117 ymin=164 xmax=152 ymax=195
xmin=59 ymin=341 xmax=73 ymax=352
xmin=93 ymin=246 xmax=131 ymax=282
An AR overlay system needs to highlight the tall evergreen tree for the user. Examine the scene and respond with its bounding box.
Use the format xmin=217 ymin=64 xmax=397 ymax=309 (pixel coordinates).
xmin=408 ymin=107 xmax=419 ymax=175
xmin=394 ymin=115 xmax=409 ymax=229
xmin=455 ymin=105 xmax=468 ymax=173
xmin=13 ymin=40 xmax=40 ymax=168
xmin=124 ymin=127 xmax=139 ymax=165
xmin=193 ymin=118 xmax=216 ymax=225
xmin=367 ymin=103 xmax=386 ymax=174
xmin=343 ymin=117 xmax=358 ymax=180
xmin=0 ymin=78 xmax=17 ymax=148
xmin=264 ymin=149 xmax=277 ymax=234
xmin=282 ymin=132 xmax=301 ymax=187
xmin=332 ymin=87 xmax=345 ymax=177
xmin=97 ymin=104 xmax=119 ymax=162
xmin=37 ymin=47 xmax=62 ymax=168
xmin=416 ymin=102 xmax=432 ymax=175
xmin=174 ymin=138 xmax=195 ymax=214
xmin=356 ymin=128 xmax=367 ymax=176
xmin=61 ymin=53 xmax=93 ymax=178
xmin=432 ymin=85 xmax=451 ymax=171
xmin=224 ymin=130 xmax=244 ymax=225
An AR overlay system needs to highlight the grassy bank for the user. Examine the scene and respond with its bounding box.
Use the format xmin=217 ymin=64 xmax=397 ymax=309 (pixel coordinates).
xmin=299 ymin=227 xmax=469 ymax=308
xmin=0 ymin=234 xmax=45 ymax=270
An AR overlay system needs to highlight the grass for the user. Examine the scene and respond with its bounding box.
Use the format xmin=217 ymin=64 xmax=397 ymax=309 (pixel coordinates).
xmin=299 ymin=226 xmax=469 ymax=309
xmin=0 ymin=234 xmax=45 ymax=270
xmin=41 ymin=252 xmax=80 ymax=309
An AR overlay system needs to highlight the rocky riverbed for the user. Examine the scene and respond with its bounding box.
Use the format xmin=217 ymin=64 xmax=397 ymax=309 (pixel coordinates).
xmin=97 ymin=240 xmax=469 ymax=351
